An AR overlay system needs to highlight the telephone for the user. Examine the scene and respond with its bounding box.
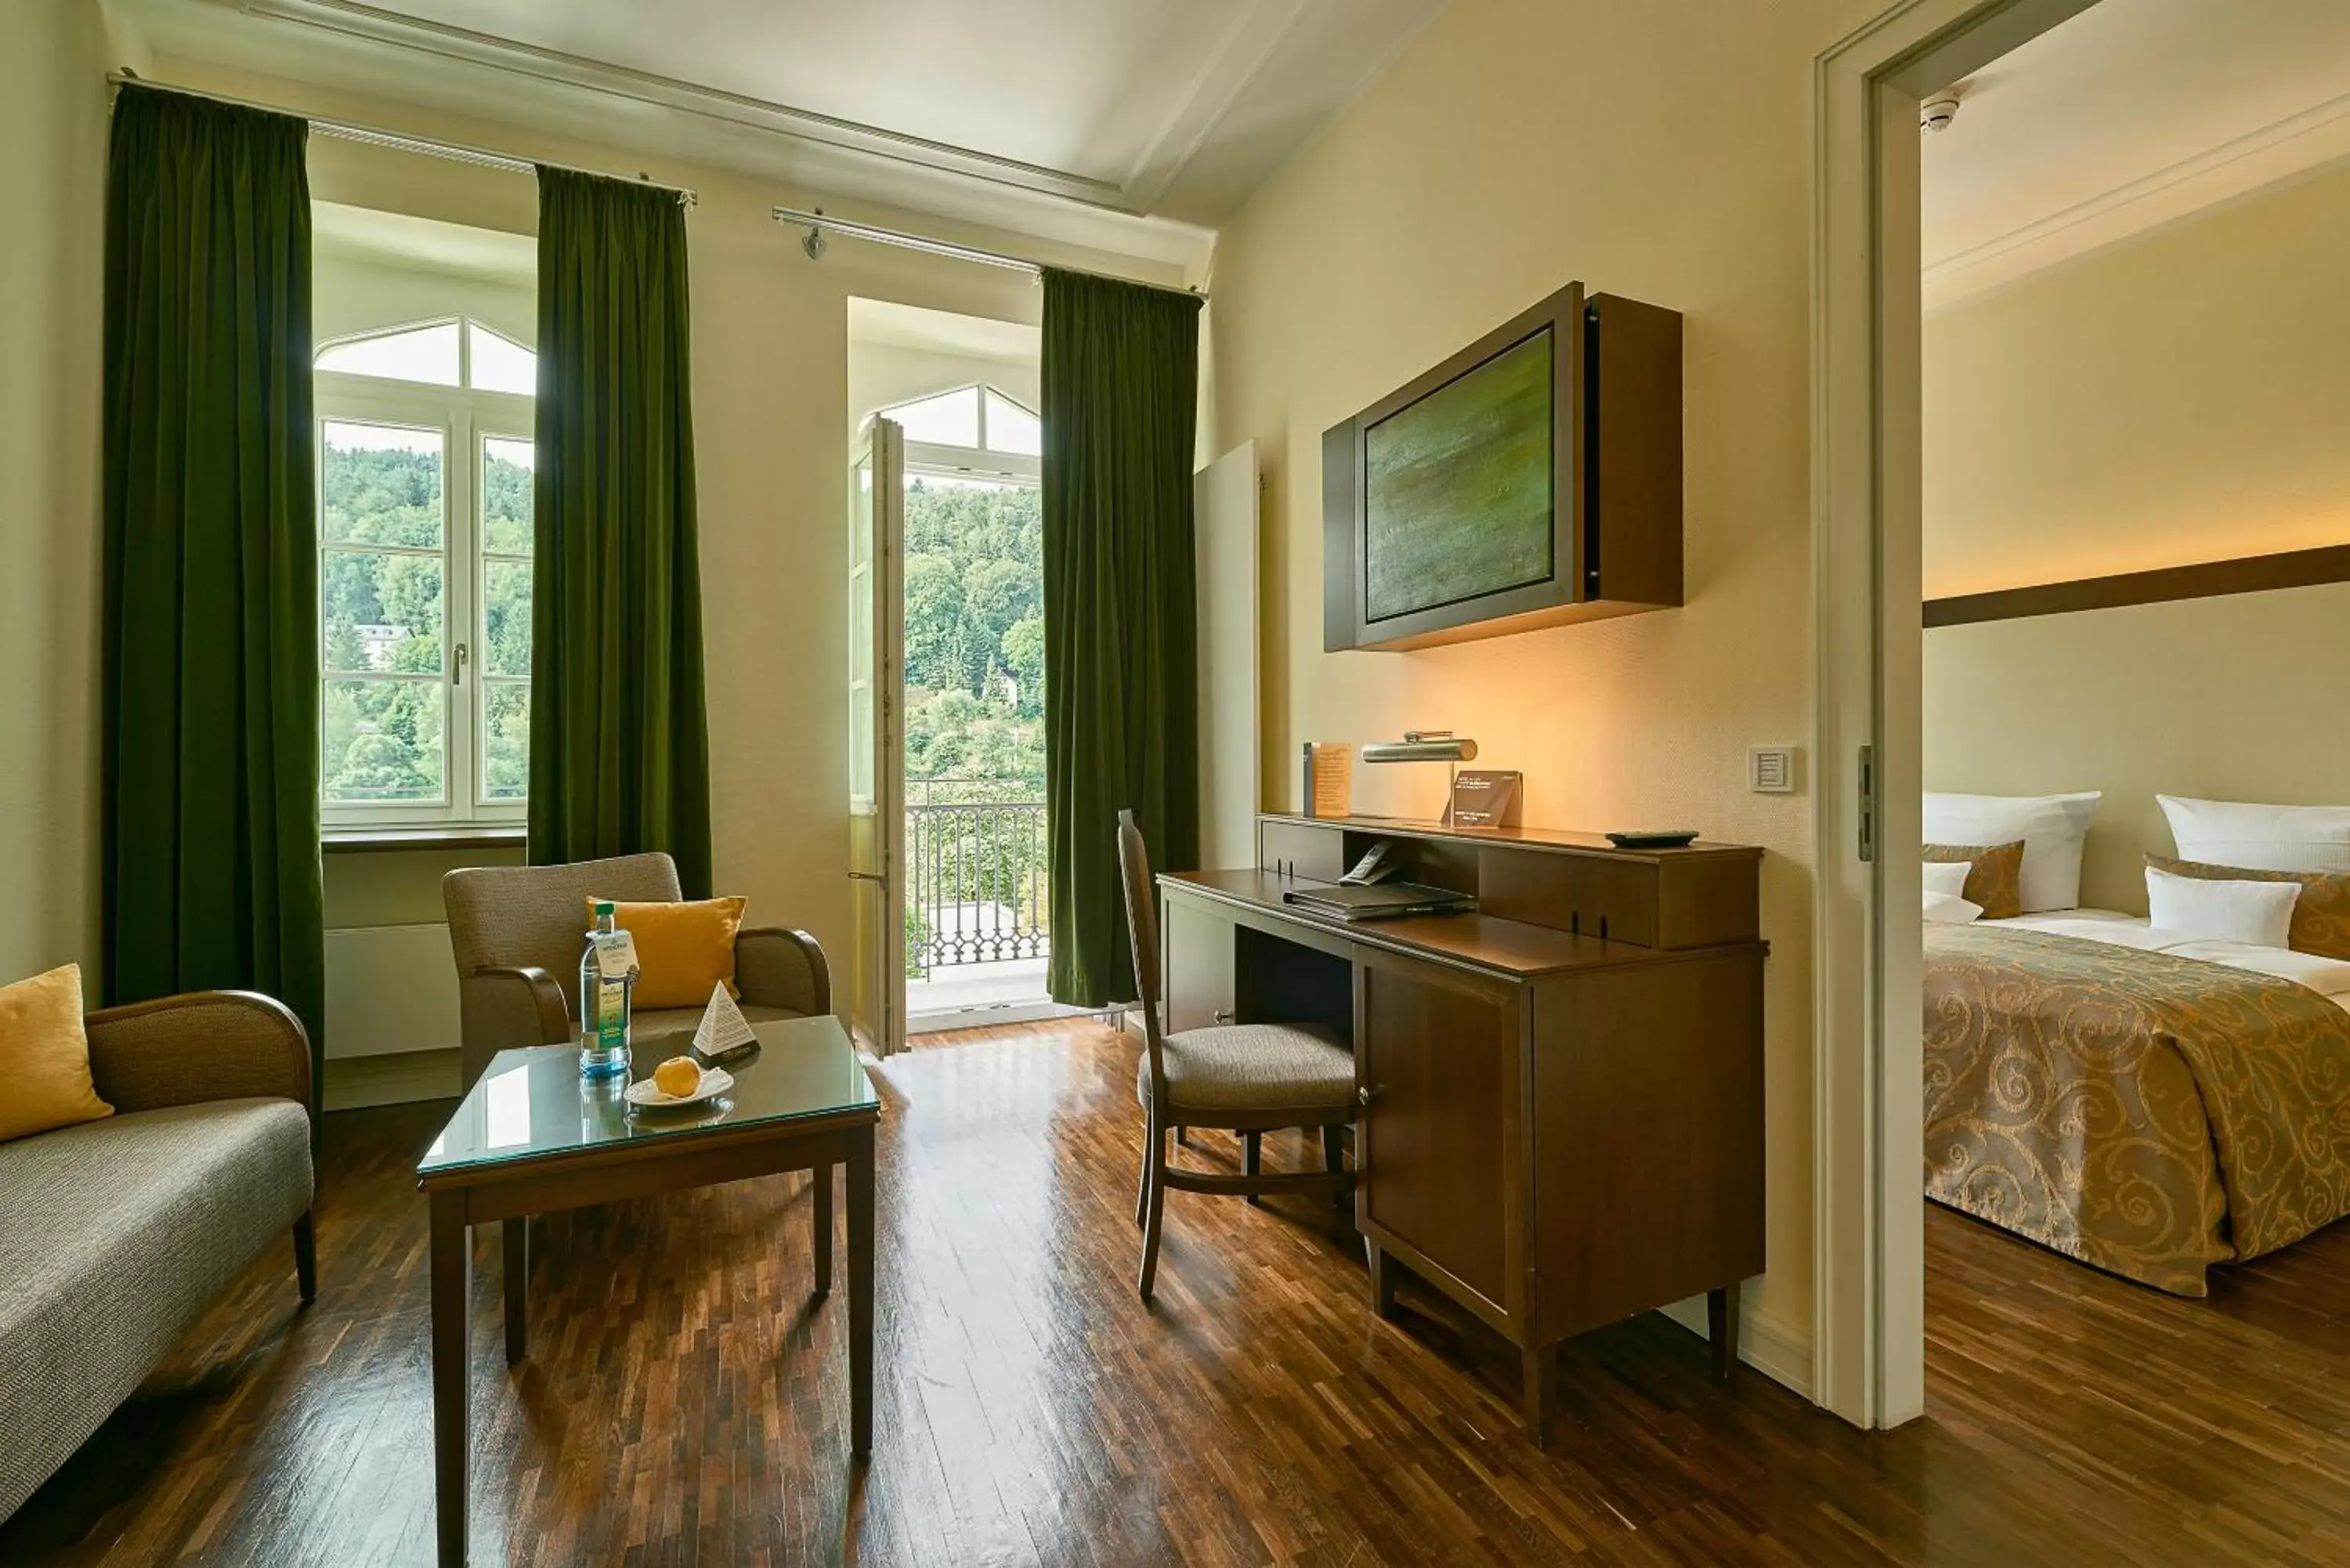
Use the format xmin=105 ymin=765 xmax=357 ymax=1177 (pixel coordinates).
xmin=1340 ymin=842 xmax=1401 ymax=886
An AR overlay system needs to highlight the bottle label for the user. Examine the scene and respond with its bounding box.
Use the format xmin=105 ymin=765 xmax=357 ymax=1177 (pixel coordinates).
xmin=596 ymin=977 xmax=628 ymax=1051
xmin=595 ymin=930 xmax=640 ymax=979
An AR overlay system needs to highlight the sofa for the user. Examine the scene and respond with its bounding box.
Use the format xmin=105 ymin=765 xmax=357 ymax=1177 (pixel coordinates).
xmin=0 ymin=991 xmax=316 ymax=1521
xmin=443 ymin=852 xmax=830 ymax=1088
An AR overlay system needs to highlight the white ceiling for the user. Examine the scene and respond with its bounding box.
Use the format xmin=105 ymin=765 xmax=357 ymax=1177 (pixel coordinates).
xmin=1922 ymin=0 xmax=2350 ymax=309
xmin=114 ymin=0 xmax=1445 ymax=266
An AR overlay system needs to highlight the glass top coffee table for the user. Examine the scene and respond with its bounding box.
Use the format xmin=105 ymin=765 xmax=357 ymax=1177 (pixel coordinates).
xmin=415 ymin=1014 xmax=880 ymax=1567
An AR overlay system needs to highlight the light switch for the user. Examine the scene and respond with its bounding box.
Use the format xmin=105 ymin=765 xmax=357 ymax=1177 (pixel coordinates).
xmin=1748 ymin=745 xmax=1799 ymax=795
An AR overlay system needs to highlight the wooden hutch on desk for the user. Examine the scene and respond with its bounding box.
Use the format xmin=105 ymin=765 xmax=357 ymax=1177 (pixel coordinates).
xmin=1159 ymin=812 xmax=1765 ymax=1446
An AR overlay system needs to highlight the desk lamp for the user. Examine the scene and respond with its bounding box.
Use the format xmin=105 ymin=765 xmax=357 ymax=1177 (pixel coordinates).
xmin=1360 ymin=732 xmax=1479 ymax=825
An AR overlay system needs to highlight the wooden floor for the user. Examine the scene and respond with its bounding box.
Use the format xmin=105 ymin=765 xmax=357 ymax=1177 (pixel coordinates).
xmin=12 ymin=1017 xmax=2350 ymax=1566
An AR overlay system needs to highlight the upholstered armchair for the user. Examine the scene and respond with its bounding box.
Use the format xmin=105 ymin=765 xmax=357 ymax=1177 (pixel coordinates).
xmin=443 ymin=852 xmax=830 ymax=1088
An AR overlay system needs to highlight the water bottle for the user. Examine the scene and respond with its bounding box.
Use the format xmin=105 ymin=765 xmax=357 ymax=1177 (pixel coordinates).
xmin=579 ymin=900 xmax=638 ymax=1078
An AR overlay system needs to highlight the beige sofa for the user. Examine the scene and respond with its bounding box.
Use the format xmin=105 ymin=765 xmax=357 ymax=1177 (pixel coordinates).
xmin=0 ymin=991 xmax=315 ymax=1522
xmin=443 ymin=852 xmax=830 ymax=1087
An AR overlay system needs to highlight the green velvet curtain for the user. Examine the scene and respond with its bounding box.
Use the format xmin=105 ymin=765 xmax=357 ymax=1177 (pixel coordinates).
xmin=528 ymin=168 xmax=714 ymax=895
xmin=100 ymin=86 xmax=326 ymax=1067
xmin=1042 ymin=270 xmax=1205 ymax=1007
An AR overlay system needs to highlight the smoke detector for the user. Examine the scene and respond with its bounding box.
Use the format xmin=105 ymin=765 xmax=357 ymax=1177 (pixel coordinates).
xmin=1921 ymin=90 xmax=1962 ymax=135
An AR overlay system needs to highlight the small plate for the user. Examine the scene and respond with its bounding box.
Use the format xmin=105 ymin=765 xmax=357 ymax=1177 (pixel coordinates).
xmin=625 ymin=1065 xmax=735 ymax=1112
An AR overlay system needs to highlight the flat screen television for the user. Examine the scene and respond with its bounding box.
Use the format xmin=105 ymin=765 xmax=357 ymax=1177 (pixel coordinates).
xmin=1322 ymin=281 xmax=1682 ymax=652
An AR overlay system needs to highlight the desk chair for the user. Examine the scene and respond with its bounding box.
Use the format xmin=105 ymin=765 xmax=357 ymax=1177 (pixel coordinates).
xmin=1116 ymin=810 xmax=1357 ymax=1299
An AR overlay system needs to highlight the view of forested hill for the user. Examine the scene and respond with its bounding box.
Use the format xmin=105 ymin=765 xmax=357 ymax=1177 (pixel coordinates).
xmin=901 ymin=476 xmax=1044 ymax=794
xmin=320 ymin=435 xmax=533 ymax=805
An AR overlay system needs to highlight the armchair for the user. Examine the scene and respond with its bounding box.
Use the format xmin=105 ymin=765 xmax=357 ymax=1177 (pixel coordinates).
xmin=443 ymin=853 xmax=830 ymax=1087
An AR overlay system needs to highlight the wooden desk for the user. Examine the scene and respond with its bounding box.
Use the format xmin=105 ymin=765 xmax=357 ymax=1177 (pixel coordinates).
xmin=1160 ymin=815 xmax=1766 ymax=1446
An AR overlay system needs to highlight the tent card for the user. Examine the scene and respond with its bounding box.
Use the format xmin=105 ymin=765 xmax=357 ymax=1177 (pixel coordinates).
xmin=1449 ymin=770 xmax=1523 ymax=829
xmin=692 ymin=983 xmax=760 ymax=1060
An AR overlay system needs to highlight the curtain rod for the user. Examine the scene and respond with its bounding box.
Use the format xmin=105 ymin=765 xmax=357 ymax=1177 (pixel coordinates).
xmin=772 ymin=207 xmax=1206 ymax=301
xmin=105 ymin=70 xmax=699 ymax=206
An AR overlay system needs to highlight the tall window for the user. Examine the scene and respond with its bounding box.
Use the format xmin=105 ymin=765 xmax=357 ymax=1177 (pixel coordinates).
xmin=316 ymin=317 xmax=535 ymax=829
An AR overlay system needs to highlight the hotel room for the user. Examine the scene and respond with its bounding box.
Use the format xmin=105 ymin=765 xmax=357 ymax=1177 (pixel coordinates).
xmin=4 ymin=0 xmax=2349 ymax=1564
xmin=1913 ymin=0 xmax=2350 ymax=1324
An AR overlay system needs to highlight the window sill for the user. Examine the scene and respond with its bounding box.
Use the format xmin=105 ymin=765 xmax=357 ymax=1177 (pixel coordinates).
xmin=322 ymin=826 xmax=527 ymax=855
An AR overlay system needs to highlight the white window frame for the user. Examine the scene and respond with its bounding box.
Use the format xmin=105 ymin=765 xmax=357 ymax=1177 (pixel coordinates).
xmin=868 ymin=383 xmax=1042 ymax=484
xmin=316 ymin=316 xmax=534 ymax=832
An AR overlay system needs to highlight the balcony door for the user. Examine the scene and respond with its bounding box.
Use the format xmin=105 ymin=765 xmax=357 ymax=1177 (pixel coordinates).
xmin=848 ymin=417 xmax=906 ymax=1056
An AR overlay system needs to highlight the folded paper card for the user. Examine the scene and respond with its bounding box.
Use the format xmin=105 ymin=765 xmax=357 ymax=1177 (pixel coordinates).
xmin=692 ymin=983 xmax=760 ymax=1061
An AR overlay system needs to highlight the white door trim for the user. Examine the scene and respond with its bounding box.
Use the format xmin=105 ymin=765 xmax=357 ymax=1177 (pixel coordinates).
xmin=1809 ymin=0 xmax=2099 ymax=1429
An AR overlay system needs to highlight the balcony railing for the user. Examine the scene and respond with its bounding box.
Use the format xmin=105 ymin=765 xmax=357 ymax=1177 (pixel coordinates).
xmin=905 ymin=779 xmax=1049 ymax=979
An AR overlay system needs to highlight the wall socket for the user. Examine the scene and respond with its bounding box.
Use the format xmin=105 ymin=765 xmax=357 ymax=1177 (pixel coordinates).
xmin=1748 ymin=745 xmax=1800 ymax=795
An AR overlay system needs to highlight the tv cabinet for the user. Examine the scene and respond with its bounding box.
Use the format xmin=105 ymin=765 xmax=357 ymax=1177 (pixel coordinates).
xmin=1160 ymin=813 xmax=1766 ymax=1446
xmin=1321 ymin=284 xmax=1683 ymax=652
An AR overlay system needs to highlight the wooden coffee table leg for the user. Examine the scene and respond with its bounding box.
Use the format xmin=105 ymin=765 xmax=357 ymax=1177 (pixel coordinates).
xmin=813 ymin=1162 xmax=834 ymax=1298
xmin=431 ymin=1190 xmax=471 ymax=1567
xmin=503 ymin=1217 xmax=528 ymax=1364
xmin=846 ymin=1125 xmax=874 ymax=1458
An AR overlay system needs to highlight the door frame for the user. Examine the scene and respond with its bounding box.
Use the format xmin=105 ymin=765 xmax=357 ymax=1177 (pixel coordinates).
xmin=849 ymin=417 xmax=907 ymax=1056
xmin=1810 ymin=0 xmax=2100 ymax=1429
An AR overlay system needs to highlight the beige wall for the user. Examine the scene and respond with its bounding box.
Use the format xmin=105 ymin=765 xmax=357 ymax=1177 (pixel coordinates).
xmin=1923 ymin=157 xmax=2350 ymax=598
xmin=848 ymin=341 xmax=1041 ymax=432
xmin=1206 ymin=0 xmax=1882 ymax=1371
xmin=136 ymin=57 xmax=1180 ymax=1031
xmin=0 ymin=0 xmax=114 ymax=985
xmin=314 ymin=252 xmax=536 ymax=349
xmin=1923 ymin=583 xmax=2350 ymax=912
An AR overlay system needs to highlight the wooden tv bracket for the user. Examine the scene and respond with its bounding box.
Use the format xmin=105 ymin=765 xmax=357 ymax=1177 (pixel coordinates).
xmin=1322 ymin=281 xmax=1683 ymax=652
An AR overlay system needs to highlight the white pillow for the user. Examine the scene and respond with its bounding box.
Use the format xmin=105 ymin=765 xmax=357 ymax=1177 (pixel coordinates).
xmin=1923 ymin=891 xmax=1983 ymax=925
xmin=1923 ymin=792 xmax=2102 ymax=914
xmin=1922 ymin=861 xmax=1972 ymax=898
xmin=2146 ymin=865 xmax=2299 ymax=949
xmin=2158 ymin=796 xmax=2350 ymax=873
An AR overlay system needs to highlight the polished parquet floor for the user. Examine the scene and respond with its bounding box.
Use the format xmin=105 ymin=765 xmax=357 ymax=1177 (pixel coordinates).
xmin=10 ymin=1017 xmax=2350 ymax=1566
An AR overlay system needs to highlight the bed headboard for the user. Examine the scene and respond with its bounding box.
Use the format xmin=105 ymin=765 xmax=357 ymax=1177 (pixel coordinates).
xmin=1924 ymin=580 xmax=2350 ymax=915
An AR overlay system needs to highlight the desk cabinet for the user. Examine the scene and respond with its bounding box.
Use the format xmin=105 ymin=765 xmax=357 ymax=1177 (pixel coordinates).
xmin=1355 ymin=948 xmax=1524 ymax=1332
xmin=1163 ymin=898 xmax=1236 ymax=1035
xmin=1160 ymin=815 xmax=1766 ymax=1448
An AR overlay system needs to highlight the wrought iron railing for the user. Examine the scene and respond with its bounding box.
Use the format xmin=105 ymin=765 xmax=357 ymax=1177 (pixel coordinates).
xmin=905 ymin=779 xmax=1049 ymax=978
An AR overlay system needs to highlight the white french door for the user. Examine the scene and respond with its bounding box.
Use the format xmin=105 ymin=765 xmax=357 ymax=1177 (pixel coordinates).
xmin=848 ymin=417 xmax=907 ymax=1055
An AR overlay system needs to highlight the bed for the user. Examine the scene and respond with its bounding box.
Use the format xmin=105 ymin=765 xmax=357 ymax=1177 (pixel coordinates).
xmin=1923 ymin=911 xmax=2350 ymax=1295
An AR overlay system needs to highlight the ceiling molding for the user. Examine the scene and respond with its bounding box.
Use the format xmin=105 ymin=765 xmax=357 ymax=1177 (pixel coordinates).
xmin=236 ymin=0 xmax=1141 ymax=209
xmin=1115 ymin=0 xmax=1314 ymax=213
xmin=1925 ymin=83 xmax=2350 ymax=310
xmin=228 ymin=0 xmax=1373 ymax=229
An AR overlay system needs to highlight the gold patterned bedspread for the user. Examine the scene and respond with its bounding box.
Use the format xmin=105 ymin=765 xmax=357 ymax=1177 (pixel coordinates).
xmin=1924 ymin=923 xmax=2350 ymax=1296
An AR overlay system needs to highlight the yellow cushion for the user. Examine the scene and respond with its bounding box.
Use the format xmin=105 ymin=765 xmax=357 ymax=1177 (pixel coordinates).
xmin=0 ymin=964 xmax=113 ymax=1143
xmin=586 ymin=896 xmax=747 ymax=1010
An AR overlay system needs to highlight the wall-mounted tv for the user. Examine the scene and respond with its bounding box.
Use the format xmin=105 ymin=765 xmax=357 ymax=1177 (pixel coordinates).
xmin=1322 ymin=281 xmax=1683 ymax=652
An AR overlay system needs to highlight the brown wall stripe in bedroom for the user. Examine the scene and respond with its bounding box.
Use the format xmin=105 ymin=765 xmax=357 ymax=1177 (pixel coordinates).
xmin=1923 ymin=543 xmax=2350 ymax=628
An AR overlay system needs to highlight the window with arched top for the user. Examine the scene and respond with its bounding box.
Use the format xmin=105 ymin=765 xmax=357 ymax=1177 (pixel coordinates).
xmin=869 ymin=384 xmax=1042 ymax=477
xmin=314 ymin=316 xmax=537 ymax=829
xmin=315 ymin=316 xmax=537 ymax=395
